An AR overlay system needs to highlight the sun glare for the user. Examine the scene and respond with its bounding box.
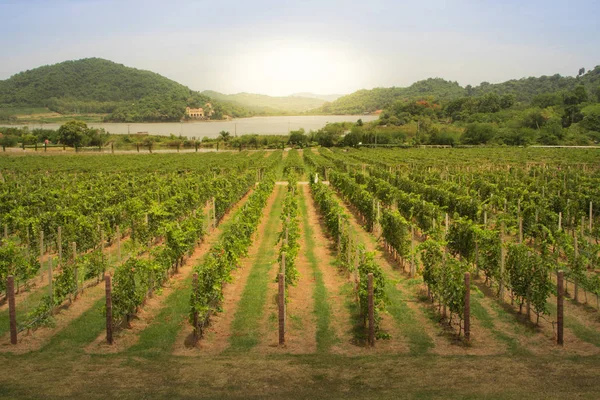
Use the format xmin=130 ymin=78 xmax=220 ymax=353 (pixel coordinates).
xmin=230 ymin=39 xmax=367 ymax=95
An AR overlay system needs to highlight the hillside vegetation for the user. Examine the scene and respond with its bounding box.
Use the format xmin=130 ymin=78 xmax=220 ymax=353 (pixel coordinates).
xmin=318 ymin=68 xmax=600 ymax=115
xmin=201 ymin=90 xmax=327 ymax=114
xmin=0 ymin=58 xmax=251 ymax=122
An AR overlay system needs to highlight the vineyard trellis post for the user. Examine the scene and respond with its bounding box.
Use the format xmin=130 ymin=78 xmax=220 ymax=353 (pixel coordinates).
xmin=116 ymin=225 xmax=121 ymax=262
xmin=410 ymin=225 xmax=415 ymax=278
xmin=48 ymin=255 xmax=53 ymax=303
xmin=558 ymin=212 xmax=562 ymax=232
xmin=337 ymin=214 xmax=341 ymax=255
xmin=39 ymin=230 xmax=44 ymax=282
xmin=278 ymin=272 xmax=285 ymax=345
xmin=212 ymin=197 xmax=217 ymax=230
xmin=58 ymin=226 xmax=62 ymax=262
xmin=367 ymin=272 xmax=375 ymax=347
xmin=105 ymin=275 xmax=113 ymax=345
xmin=100 ymin=229 xmax=105 ymax=281
xmin=8 ymin=276 xmax=17 ymax=345
xmin=499 ymin=232 xmax=505 ymax=301
xmin=354 ymin=247 xmax=360 ymax=301
xmin=445 ymin=213 xmax=449 ymax=235
xmin=72 ymin=242 xmax=79 ymax=298
xmin=557 ymin=271 xmax=564 ymax=346
xmin=519 ymin=216 xmax=523 ymax=244
xmin=574 ymin=236 xmax=579 ymax=303
xmin=464 ymin=272 xmax=470 ymax=342
xmin=192 ymin=273 xmax=199 ymax=343
xmin=590 ymin=202 xmax=593 ymax=231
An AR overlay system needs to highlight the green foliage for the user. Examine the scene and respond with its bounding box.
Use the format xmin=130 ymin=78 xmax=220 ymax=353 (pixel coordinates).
xmin=0 ymin=240 xmax=39 ymax=293
xmin=57 ymin=120 xmax=109 ymax=147
xmin=505 ymin=243 xmax=553 ymax=317
xmin=357 ymin=251 xmax=387 ymax=331
xmin=189 ymin=156 xmax=280 ymax=330
xmin=277 ymin=173 xmax=300 ymax=288
xmin=380 ymin=209 xmax=411 ymax=260
xmin=0 ymin=58 xmax=251 ymax=122
xmin=419 ymin=239 xmax=469 ymax=321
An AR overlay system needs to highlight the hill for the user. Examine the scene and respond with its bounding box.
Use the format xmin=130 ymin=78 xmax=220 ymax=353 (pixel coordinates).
xmin=317 ymin=68 xmax=600 ymax=114
xmin=319 ymin=78 xmax=466 ymax=114
xmin=0 ymin=58 xmax=250 ymax=122
xmin=290 ymin=92 xmax=342 ymax=102
xmin=201 ymin=90 xmax=328 ymax=114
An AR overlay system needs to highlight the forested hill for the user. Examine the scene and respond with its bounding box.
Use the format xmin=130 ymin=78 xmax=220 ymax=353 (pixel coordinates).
xmin=201 ymin=90 xmax=327 ymax=114
xmin=319 ymin=79 xmax=466 ymax=114
xmin=0 ymin=58 xmax=251 ymax=122
xmin=318 ymin=68 xmax=600 ymax=114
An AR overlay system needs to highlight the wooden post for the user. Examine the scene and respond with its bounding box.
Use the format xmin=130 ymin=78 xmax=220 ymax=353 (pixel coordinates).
xmin=281 ymin=252 xmax=286 ymax=276
xmin=278 ymin=273 xmax=285 ymax=345
xmin=574 ymin=236 xmax=579 ymax=303
xmin=464 ymin=272 xmax=470 ymax=341
xmin=499 ymin=242 xmax=505 ymax=301
xmin=58 ymin=226 xmax=62 ymax=262
xmin=519 ymin=216 xmax=523 ymax=244
xmin=116 ymin=225 xmax=121 ymax=262
xmin=410 ymin=225 xmax=415 ymax=278
xmin=445 ymin=213 xmax=449 ymax=236
xmin=72 ymin=242 xmax=78 ymax=297
xmin=367 ymin=273 xmax=375 ymax=347
xmin=557 ymin=271 xmax=564 ymax=346
xmin=39 ymin=230 xmax=44 ymax=271
xmin=48 ymin=253 xmax=53 ymax=302
xmin=100 ymin=229 xmax=105 ymax=279
xmin=212 ymin=197 xmax=216 ymax=229
xmin=192 ymin=273 xmax=199 ymax=342
xmin=337 ymin=214 xmax=341 ymax=255
xmin=354 ymin=247 xmax=360 ymax=299
xmin=105 ymin=276 xmax=113 ymax=345
xmin=7 ymin=276 xmax=17 ymax=345
xmin=581 ymin=216 xmax=585 ymax=237
xmin=558 ymin=212 xmax=562 ymax=232
xmin=590 ymin=202 xmax=593 ymax=232
xmin=484 ymin=211 xmax=487 ymax=227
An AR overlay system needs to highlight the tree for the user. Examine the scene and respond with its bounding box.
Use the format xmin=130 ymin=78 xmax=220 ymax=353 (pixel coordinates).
xmin=58 ymin=120 xmax=89 ymax=147
xmin=500 ymin=94 xmax=515 ymax=109
xmin=460 ymin=123 xmax=497 ymax=145
xmin=288 ymin=129 xmax=308 ymax=147
xmin=218 ymin=131 xmax=231 ymax=142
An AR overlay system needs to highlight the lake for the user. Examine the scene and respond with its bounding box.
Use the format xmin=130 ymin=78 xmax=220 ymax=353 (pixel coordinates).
xmin=14 ymin=115 xmax=379 ymax=139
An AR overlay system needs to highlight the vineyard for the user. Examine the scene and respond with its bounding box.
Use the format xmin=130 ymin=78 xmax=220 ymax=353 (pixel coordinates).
xmin=1 ymin=147 xmax=600 ymax=399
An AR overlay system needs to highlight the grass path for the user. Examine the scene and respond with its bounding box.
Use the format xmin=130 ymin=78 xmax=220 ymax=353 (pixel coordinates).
xmin=298 ymin=185 xmax=338 ymax=352
xmin=227 ymin=185 xmax=285 ymax=352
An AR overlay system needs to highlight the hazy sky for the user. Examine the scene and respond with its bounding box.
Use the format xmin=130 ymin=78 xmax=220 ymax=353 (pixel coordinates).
xmin=1 ymin=0 xmax=599 ymax=96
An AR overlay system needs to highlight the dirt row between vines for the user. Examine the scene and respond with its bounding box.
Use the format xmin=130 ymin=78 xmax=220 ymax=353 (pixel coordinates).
xmin=85 ymin=190 xmax=256 ymax=354
xmin=254 ymin=185 xmax=316 ymax=354
xmin=0 ymin=233 xmax=140 ymax=353
xmin=0 ymin=195 xmax=245 ymax=354
xmin=330 ymin=189 xmax=511 ymax=356
xmin=173 ymin=186 xmax=280 ymax=356
xmin=0 ymin=234 xmax=130 ymax=313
